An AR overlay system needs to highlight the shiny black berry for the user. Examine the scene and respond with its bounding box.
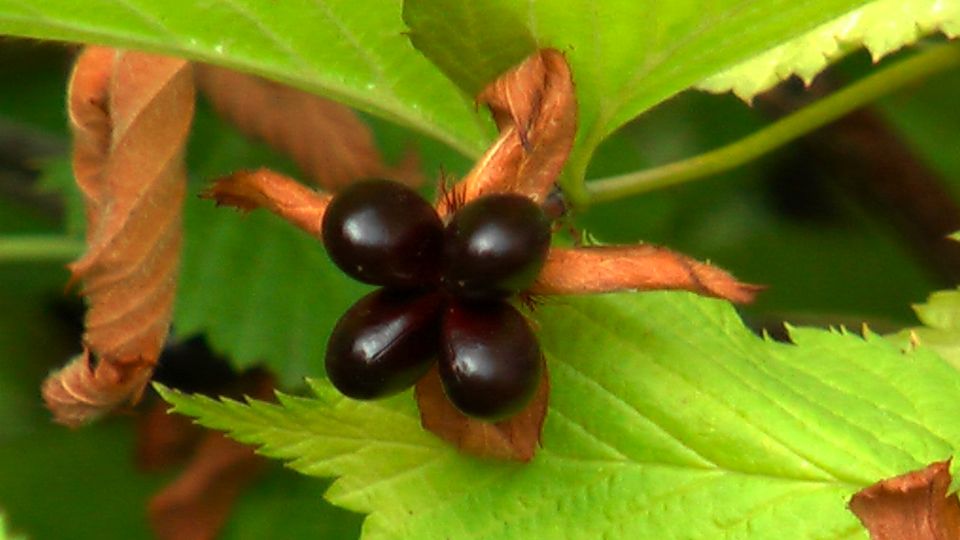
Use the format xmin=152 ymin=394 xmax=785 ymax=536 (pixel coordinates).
xmin=442 ymin=194 xmax=551 ymax=299
xmin=322 ymin=179 xmax=443 ymax=289
xmin=325 ymin=289 xmax=442 ymax=400
xmin=439 ymin=301 xmax=543 ymax=420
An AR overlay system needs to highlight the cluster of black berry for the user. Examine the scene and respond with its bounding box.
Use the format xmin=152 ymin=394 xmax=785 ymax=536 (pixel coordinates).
xmin=321 ymin=179 xmax=552 ymax=421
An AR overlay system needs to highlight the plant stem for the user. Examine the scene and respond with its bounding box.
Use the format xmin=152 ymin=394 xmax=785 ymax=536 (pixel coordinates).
xmin=0 ymin=235 xmax=84 ymax=262
xmin=586 ymin=43 xmax=960 ymax=205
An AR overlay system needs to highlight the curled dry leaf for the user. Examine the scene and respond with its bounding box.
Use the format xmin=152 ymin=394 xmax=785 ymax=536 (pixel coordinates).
xmin=43 ymin=47 xmax=194 ymax=426
xmin=147 ymin=370 xmax=273 ymax=540
xmin=849 ymin=460 xmax=960 ymax=540
xmin=415 ymin=366 xmax=549 ymax=462
xmin=437 ymin=49 xmax=575 ymax=217
xmin=201 ymin=168 xmax=332 ymax=238
xmin=531 ymin=246 xmax=762 ymax=304
xmin=196 ymin=65 xmax=420 ymax=191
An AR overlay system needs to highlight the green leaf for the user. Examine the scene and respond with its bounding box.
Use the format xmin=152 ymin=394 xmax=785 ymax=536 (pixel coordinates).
xmin=221 ymin=468 xmax=362 ymax=540
xmin=0 ymin=0 xmax=492 ymax=158
xmin=698 ymin=0 xmax=960 ymax=101
xmin=892 ymin=287 xmax=960 ymax=370
xmin=403 ymin=0 xmax=537 ymax=96
xmin=0 ymin=513 xmax=25 ymax=540
xmin=160 ymin=291 xmax=960 ymax=539
xmin=402 ymin=0 xmax=875 ymax=199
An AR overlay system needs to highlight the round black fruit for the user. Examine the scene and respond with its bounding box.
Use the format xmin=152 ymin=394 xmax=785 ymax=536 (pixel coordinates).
xmin=439 ymin=301 xmax=543 ymax=420
xmin=325 ymin=289 xmax=442 ymax=400
xmin=442 ymin=194 xmax=551 ymax=299
xmin=322 ymin=179 xmax=443 ymax=289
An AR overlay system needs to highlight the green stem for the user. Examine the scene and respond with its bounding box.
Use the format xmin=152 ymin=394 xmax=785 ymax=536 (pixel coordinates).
xmin=0 ymin=235 xmax=85 ymax=262
xmin=586 ymin=43 xmax=960 ymax=205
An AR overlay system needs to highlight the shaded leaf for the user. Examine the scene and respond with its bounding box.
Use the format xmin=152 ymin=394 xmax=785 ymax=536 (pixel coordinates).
xmin=699 ymin=0 xmax=960 ymax=101
xmin=43 ymin=47 xmax=194 ymax=426
xmin=201 ymin=168 xmax=332 ymax=239
xmin=160 ymin=291 xmax=960 ymax=539
xmin=403 ymin=0 xmax=537 ymax=97
xmin=0 ymin=0 xmax=492 ymax=158
xmin=531 ymin=245 xmax=762 ymax=304
xmin=849 ymin=460 xmax=960 ymax=540
xmin=196 ymin=66 xmax=421 ymax=191
xmin=414 ymin=366 xmax=549 ymax=462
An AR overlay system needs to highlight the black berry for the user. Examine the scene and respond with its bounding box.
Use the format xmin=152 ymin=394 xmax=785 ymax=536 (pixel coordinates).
xmin=326 ymin=289 xmax=442 ymax=400
xmin=322 ymin=179 xmax=443 ymax=289
xmin=439 ymin=301 xmax=542 ymax=420
xmin=442 ymin=194 xmax=551 ymax=299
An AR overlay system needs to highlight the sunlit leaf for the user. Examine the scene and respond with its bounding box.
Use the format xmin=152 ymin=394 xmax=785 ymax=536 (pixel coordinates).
xmin=699 ymin=0 xmax=960 ymax=101
xmin=162 ymin=291 xmax=960 ymax=539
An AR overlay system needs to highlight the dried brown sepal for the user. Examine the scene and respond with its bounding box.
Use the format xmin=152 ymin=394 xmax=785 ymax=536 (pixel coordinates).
xmin=415 ymin=366 xmax=549 ymax=462
xmin=437 ymin=49 xmax=575 ymax=217
xmin=530 ymin=246 xmax=762 ymax=304
xmin=44 ymin=48 xmax=194 ymax=427
xmin=196 ymin=65 xmax=420 ymax=191
xmin=201 ymin=168 xmax=332 ymax=238
xmin=849 ymin=460 xmax=960 ymax=540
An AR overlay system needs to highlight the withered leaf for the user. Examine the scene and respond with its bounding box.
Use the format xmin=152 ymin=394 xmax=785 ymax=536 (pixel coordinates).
xmin=437 ymin=49 xmax=574 ymax=217
xmin=849 ymin=460 xmax=960 ymax=540
xmin=415 ymin=366 xmax=549 ymax=462
xmin=136 ymin=398 xmax=204 ymax=472
xmin=201 ymin=168 xmax=332 ymax=238
xmin=149 ymin=431 xmax=265 ymax=540
xmin=531 ymin=246 xmax=762 ymax=304
xmin=43 ymin=47 xmax=194 ymax=426
xmin=146 ymin=369 xmax=273 ymax=540
xmin=196 ymin=65 xmax=420 ymax=191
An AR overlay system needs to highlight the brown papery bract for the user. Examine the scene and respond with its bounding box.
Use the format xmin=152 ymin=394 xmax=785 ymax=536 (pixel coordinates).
xmin=436 ymin=49 xmax=575 ymax=217
xmin=416 ymin=366 xmax=549 ymax=462
xmin=531 ymin=246 xmax=762 ymax=304
xmin=196 ymin=65 xmax=420 ymax=191
xmin=849 ymin=460 xmax=960 ymax=539
xmin=201 ymin=168 xmax=333 ymax=238
xmin=42 ymin=47 xmax=194 ymax=427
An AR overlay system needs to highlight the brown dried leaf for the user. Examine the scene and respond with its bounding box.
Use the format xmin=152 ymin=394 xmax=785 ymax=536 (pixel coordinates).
xmin=43 ymin=47 xmax=194 ymax=426
xmin=849 ymin=460 xmax=960 ymax=540
xmin=201 ymin=168 xmax=332 ymax=238
xmin=147 ymin=370 xmax=273 ymax=540
xmin=415 ymin=365 xmax=549 ymax=462
xmin=196 ymin=65 xmax=420 ymax=191
xmin=136 ymin=398 xmax=204 ymax=472
xmin=149 ymin=431 xmax=265 ymax=540
xmin=438 ymin=49 xmax=575 ymax=216
xmin=530 ymin=246 xmax=762 ymax=304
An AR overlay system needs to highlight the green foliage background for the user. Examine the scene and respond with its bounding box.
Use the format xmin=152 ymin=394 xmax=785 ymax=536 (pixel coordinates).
xmin=0 ymin=0 xmax=958 ymax=538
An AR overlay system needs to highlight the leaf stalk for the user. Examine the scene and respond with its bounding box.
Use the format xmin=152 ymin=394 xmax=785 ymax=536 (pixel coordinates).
xmin=585 ymin=43 xmax=960 ymax=205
